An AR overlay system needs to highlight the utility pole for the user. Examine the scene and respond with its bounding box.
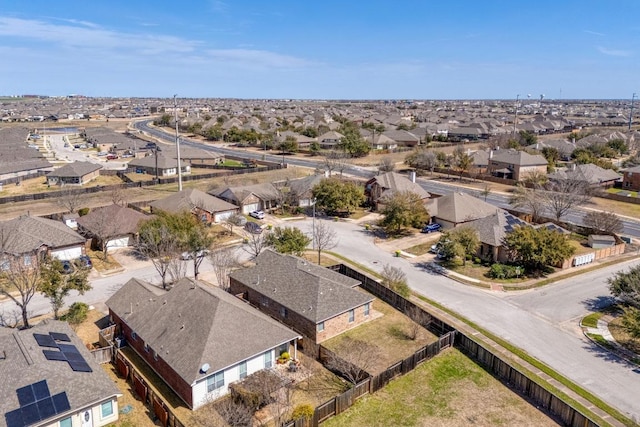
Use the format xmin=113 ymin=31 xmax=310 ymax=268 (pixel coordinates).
xmin=629 ymin=93 xmax=637 ymax=132
xmin=174 ymin=94 xmax=182 ymax=191
xmin=512 ymin=94 xmax=520 ymax=136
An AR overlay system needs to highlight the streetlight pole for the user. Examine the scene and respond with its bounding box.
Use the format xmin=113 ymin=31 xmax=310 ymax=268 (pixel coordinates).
xmin=629 ymin=93 xmax=637 ymax=132
xmin=512 ymin=94 xmax=520 ymax=136
xmin=312 ymin=197 xmax=317 ymax=251
xmin=174 ymin=94 xmax=182 ymax=191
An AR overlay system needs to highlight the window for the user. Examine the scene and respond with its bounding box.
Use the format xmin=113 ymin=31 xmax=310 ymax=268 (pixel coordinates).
xmin=280 ymin=307 xmax=288 ymax=319
xmin=101 ymin=400 xmax=114 ymax=418
xmin=23 ymin=255 xmax=32 ymax=266
xmin=131 ymin=331 xmax=137 ymax=341
xmin=317 ymin=321 xmax=325 ymax=332
xmin=59 ymin=417 xmax=72 ymax=427
xmin=0 ymin=260 xmax=9 ymax=271
xmin=239 ymin=361 xmax=247 ymax=379
xmin=264 ymin=351 xmax=273 ymax=369
xmin=348 ymin=309 xmax=355 ymax=323
xmin=144 ymin=343 xmax=150 ymax=353
xmin=207 ymin=371 xmax=225 ymax=392
xmin=364 ymin=303 xmax=370 ymax=317
xmin=260 ymin=296 xmax=269 ymax=307
xmin=153 ymin=350 xmax=158 ymax=361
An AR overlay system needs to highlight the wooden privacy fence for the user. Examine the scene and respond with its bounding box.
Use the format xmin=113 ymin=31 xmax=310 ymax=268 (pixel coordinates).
xmin=89 ymin=346 xmax=113 ymax=364
xmin=115 ymin=350 xmax=186 ymax=427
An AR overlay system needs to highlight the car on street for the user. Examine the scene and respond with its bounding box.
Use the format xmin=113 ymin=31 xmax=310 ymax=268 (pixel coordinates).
xmin=421 ymin=223 xmax=442 ymax=233
xmin=249 ymin=210 xmax=265 ymax=219
xmin=244 ymin=222 xmax=263 ymax=234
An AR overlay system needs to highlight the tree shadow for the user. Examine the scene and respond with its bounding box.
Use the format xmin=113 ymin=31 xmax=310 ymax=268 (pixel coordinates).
xmin=580 ymin=340 xmax=640 ymax=370
xmin=582 ymin=295 xmax=617 ymax=311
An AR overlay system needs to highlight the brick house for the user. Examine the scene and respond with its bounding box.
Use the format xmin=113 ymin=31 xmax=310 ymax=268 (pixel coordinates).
xmin=229 ymin=250 xmax=374 ymax=344
xmin=621 ymin=165 xmax=640 ymax=191
xmin=46 ymin=161 xmax=102 ymax=186
xmin=106 ymin=277 xmax=300 ymax=409
xmin=365 ymin=171 xmax=430 ymax=210
xmin=149 ymin=188 xmax=239 ymax=224
xmin=487 ymin=149 xmax=547 ymax=181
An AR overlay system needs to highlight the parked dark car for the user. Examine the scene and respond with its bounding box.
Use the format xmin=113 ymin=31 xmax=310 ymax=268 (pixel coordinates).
xmin=244 ymin=222 xmax=263 ymax=234
xmin=60 ymin=260 xmax=74 ymax=274
xmin=421 ymin=223 xmax=442 ymax=233
xmin=74 ymin=255 xmax=93 ymax=269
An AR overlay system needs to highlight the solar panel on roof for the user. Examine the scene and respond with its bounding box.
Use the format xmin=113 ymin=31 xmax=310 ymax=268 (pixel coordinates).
xmin=58 ymin=343 xmax=78 ymax=354
xmin=31 ymin=380 xmax=49 ymax=401
xmin=16 ymin=385 xmax=35 ymax=406
xmin=5 ymin=409 xmax=24 ymax=427
xmin=37 ymin=397 xmax=56 ymax=420
xmin=20 ymin=403 xmax=40 ymax=425
xmin=51 ymin=393 xmax=71 ymax=412
xmin=65 ymin=351 xmax=84 ymax=362
xmin=33 ymin=333 xmax=56 ymax=348
xmin=68 ymin=359 xmax=93 ymax=373
xmin=43 ymin=350 xmax=66 ymax=361
xmin=49 ymin=332 xmax=70 ymax=342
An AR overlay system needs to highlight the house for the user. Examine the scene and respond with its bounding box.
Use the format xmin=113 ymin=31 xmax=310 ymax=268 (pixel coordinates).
xmin=621 ymin=165 xmax=640 ymax=191
xmin=487 ymin=149 xmax=548 ymax=181
xmin=106 ymin=277 xmax=300 ymax=409
xmin=365 ymin=171 xmax=430 ymax=210
xmin=46 ymin=161 xmax=102 ymax=186
xmin=547 ymin=163 xmax=621 ymax=188
xmin=62 ymin=213 xmax=79 ymax=230
xmin=462 ymin=210 xmax=529 ymax=262
xmin=0 ymin=320 xmax=121 ymax=427
xmin=426 ymin=192 xmax=498 ymax=229
xmin=76 ymin=204 xmax=149 ymax=251
xmin=128 ymin=154 xmax=190 ymax=178
xmin=212 ymin=183 xmax=281 ymax=214
xmin=0 ymin=215 xmax=87 ymax=262
xmin=370 ymin=134 xmax=399 ymax=151
xmin=0 ymin=127 xmax=54 ymax=183
xmin=317 ymin=131 xmax=344 ymax=149
xmin=176 ymin=146 xmax=224 ymax=166
xmin=229 ymin=250 xmax=374 ymax=344
xmin=287 ymin=174 xmax=326 ymax=207
xmin=149 ymin=188 xmax=239 ymax=223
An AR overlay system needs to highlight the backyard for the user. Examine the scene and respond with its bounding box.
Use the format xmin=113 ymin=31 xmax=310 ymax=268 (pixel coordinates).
xmin=322 ymin=348 xmax=560 ymax=427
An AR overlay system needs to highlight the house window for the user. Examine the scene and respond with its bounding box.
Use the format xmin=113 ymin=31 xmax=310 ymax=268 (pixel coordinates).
xmin=280 ymin=307 xmax=288 ymax=318
xmin=131 ymin=332 xmax=137 ymax=341
xmin=23 ymin=255 xmax=32 ymax=266
xmin=260 ymin=296 xmax=269 ymax=307
xmin=207 ymin=371 xmax=225 ymax=392
xmin=348 ymin=309 xmax=355 ymax=323
xmin=264 ymin=351 xmax=273 ymax=369
xmin=0 ymin=260 xmax=9 ymax=271
xmin=59 ymin=417 xmax=72 ymax=427
xmin=364 ymin=303 xmax=370 ymax=317
xmin=153 ymin=350 xmax=158 ymax=361
xmin=317 ymin=322 xmax=325 ymax=332
xmin=144 ymin=343 xmax=150 ymax=353
xmin=101 ymin=400 xmax=114 ymax=418
xmin=239 ymin=361 xmax=247 ymax=379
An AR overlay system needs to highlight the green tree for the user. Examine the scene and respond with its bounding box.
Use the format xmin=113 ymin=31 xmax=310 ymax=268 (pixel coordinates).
xmin=154 ymin=114 xmax=171 ymax=127
xmin=278 ymin=135 xmax=299 ymax=153
xmin=608 ymin=265 xmax=640 ymax=307
xmin=437 ymin=236 xmax=465 ymax=265
xmin=301 ymin=127 xmax=318 ymax=138
xmin=437 ymin=227 xmax=479 ymax=265
xmin=62 ymin=302 xmax=89 ymax=328
xmin=621 ymin=306 xmax=640 ymax=338
xmin=266 ymin=226 xmax=310 ymax=256
xmin=309 ymin=141 xmax=321 ymax=156
xmin=40 ymin=258 xmax=91 ymax=320
xmin=518 ymin=130 xmax=537 ymax=146
xmin=503 ymin=226 xmax=575 ymax=274
xmin=312 ymin=178 xmax=365 ymax=215
xmin=380 ymin=264 xmax=410 ymax=297
xmin=607 ymin=139 xmax=629 ymax=155
xmin=338 ymin=122 xmax=370 ymax=157
xmin=380 ymin=191 xmax=430 ymax=235
xmin=541 ymin=147 xmax=560 ymax=168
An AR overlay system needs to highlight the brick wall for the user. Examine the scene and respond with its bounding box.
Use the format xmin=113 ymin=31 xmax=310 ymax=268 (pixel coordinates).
xmin=623 ymin=172 xmax=640 ymax=191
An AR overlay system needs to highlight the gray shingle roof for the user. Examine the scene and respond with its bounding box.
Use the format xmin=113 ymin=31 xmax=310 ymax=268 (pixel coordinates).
xmin=491 ymin=149 xmax=547 ymax=166
xmin=149 ymin=188 xmax=238 ymax=215
xmin=106 ymin=277 xmax=300 ymax=384
xmin=76 ymin=204 xmax=149 ymax=236
xmin=426 ymin=192 xmax=498 ymax=223
xmin=47 ymin=161 xmax=102 ymax=178
xmin=371 ymin=172 xmax=430 ymax=199
xmin=463 ymin=210 xmax=528 ymax=246
xmin=229 ymin=250 xmax=372 ymax=323
xmin=0 ymin=215 xmax=86 ymax=255
xmin=0 ymin=320 xmax=121 ymax=427
xmin=547 ymin=164 xmax=621 ymax=185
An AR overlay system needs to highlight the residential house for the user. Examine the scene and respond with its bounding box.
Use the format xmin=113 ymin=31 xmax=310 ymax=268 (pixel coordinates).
xmin=370 ymin=134 xmax=399 ymax=151
xmin=462 ymin=210 xmax=529 ymax=262
xmin=487 ymin=149 xmax=548 ymax=181
xmin=547 ymin=163 xmax=621 ymax=188
xmin=447 ymin=127 xmax=485 ymax=141
xmin=149 ymin=188 xmax=239 ymax=223
xmin=365 ymin=171 xmax=430 ymax=210
xmin=0 ymin=320 xmax=121 ymax=427
xmin=317 ymin=131 xmax=344 ymax=149
xmin=106 ymin=277 xmax=300 ymax=409
xmin=426 ymin=192 xmax=498 ymax=230
xmin=0 ymin=215 xmax=87 ymax=262
xmin=76 ymin=204 xmax=148 ymax=251
xmin=178 ymin=146 xmax=224 ymax=167
xmin=229 ymin=250 xmax=374 ymax=344
xmin=381 ymin=130 xmax=421 ymax=147
xmin=287 ymin=174 xmax=326 ymax=207
xmin=621 ymin=165 xmax=640 ymax=191
xmin=212 ymin=183 xmax=281 ymax=214
xmin=0 ymin=127 xmax=54 ymax=183
xmin=128 ymin=154 xmax=191 ymax=178
xmin=46 ymin=161 xmax=102 ymax=186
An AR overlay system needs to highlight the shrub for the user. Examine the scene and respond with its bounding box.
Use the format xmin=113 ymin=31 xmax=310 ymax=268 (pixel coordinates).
xmin=77 ymin=207 xmax=90 ymax=216
xmin=292 ymin=404 xmax=314 ymax=422
xmin=62 ymin=302 xmax=89 ymax=326
xmin=473 ymin=257 xmax=481 ymax=264
xmin=279 ymin=351 xmax=290 ymax=359
xmin=488 ymin=263 xmax=522 ymax=280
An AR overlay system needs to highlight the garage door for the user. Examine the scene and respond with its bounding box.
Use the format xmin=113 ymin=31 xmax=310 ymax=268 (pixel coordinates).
xmin=107 ymin=237 xmax=130 ymax=251
xmin=51 ymin=246 xmax=82 ymax=261
xmin=214 ymin=210 xmax=236 ymax=223
xmin=242 ymin=203 xmax=259 ymax=215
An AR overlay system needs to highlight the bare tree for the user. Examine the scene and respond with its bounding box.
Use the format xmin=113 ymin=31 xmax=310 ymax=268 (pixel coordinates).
xmin=584 ymin=211 xmax=623 ymax=235
xmin=242 ymin=231 xmax=271 ymax=260
xmin=213 ymin=399 xmax=253 ymax=427
xmin=57 ymin=188 xmax=84 ymax=213
xmin=540 ymin=178 xmax=592 ymax=222
xmin=324 ymin=151 xmax=350 ymax=177
xmin=167 ymin=256 xmax=188 ymax=284
xmin=0 ymin=254 xmax=43 ymax=328
xmin=378 ymin=157 xmax=396 ymax=173
xmin=224 ymin=213 xmax=246 ymax=236
xmin=480 ymin=184 xmax=492 ymax=202
xmin=209 ymin=247 xmax=241 ymax=290
xmin=312 ymin=221 xmax=338 ymax=264
xmin=81 ymin=205 xmax=122 ymax=261
xmin=0 ymin=308 xmax=21 ymax=328
xmin=137 ymin=223 xmax=178 ymax=289
xmin=406 ymin=306 xmax=432 ymax=341
xmin=324 ymin=337 xmax=379 ymax=385
xmin=380 ymin=264 xmax=410 ymax=297
xmin=110 ymin=186 xmax=127 ymax=206
xmin=510 ymin=185 xmax=545 ymax=223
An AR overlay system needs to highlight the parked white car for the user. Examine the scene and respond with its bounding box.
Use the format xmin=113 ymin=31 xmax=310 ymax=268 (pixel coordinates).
xmin=249 ymin=210 xmax=265 ymax=219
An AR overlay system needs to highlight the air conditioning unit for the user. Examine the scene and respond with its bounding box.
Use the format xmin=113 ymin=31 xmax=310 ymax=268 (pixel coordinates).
xmin=114 ymin=337 xmax=126 ymax=348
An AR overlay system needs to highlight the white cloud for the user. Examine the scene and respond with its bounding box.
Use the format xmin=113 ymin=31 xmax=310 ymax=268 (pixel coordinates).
xmin=597 ymin=46 xmax=632 ymax=57
xmin=205 ymin=48 xmax=316 ymax=68
xmin=584 ymin=30 xmax=605 ymax=36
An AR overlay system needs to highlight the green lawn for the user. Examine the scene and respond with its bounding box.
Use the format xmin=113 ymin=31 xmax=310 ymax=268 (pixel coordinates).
xmin=322 ymin=349 xmax=558 ymax=427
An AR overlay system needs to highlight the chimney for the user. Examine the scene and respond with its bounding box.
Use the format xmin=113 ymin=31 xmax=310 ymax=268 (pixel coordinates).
xmin=410 ymin=170 xmax=416 ymax=183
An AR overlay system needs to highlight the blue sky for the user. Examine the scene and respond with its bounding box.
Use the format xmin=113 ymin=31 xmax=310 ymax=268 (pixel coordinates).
xmin=1 ymin=1 xmax=639 ymax=99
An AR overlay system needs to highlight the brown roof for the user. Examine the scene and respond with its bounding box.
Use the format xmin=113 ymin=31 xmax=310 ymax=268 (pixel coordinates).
xmin=76 ymin=204 xmax=149 ymax=236
xmin=426 ymin=192 xmax=498 ymax=223
xmin=150 ymin=188 xmax=238 ymax=214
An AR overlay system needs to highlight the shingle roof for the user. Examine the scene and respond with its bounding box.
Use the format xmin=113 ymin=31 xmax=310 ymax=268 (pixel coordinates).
xmin=0 ymin=320 xmax=121 ymax=427
xmin=106 ymin=277 xmax=300 ymax=384
xmin=150 ymin=188 xmax=238 ymax=214
xmin=211 ymin=182 xmax=280 ymax=203
xmin=491 ymin=149 xmax=547 ymax=166
xmin=547 ymin=164 xmax=621 ymax=184
xmin=426 ymin=192 xmax=498 ymax=223
xmin=47 ymin=161 xmax=102 ymax=178
xmin=370 ymin=172 xmax=430 ymax=199
xmin=463 ymin=210 xmax=528 ymax=246
xmin=128 ymin=154 xmax=178 ymax=169
xmin=0 ymin=215 xmax=86 ymax=255
xmin=229 ymin=250 xmax=372 ymax=323
xmin=76 ymin=204 xmax=149 ymax=236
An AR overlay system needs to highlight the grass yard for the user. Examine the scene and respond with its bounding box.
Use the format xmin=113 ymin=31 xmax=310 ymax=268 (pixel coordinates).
xmin=609 ymin=315 xmax=640 ymax=355
xmin=404 ymin=242 xmax=434 ymax=256
xmin=322 ymin=349 xmax=560 ymax=427
xmin=0 ymin=174 xmax=125 ymax=196
xmin=322 ymin=295 xmax=437 ymax=375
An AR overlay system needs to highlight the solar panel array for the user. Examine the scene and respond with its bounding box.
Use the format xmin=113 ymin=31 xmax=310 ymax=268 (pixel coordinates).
xmin=33 ymin=332 xmax=93 ymax=373
xmin=504 ymin=214 xmax=526 ymax=233
xmin=4 ymin=380 xmax=70 ymax=427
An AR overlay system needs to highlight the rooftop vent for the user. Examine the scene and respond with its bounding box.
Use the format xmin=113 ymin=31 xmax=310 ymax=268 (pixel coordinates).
xmin=200 ymin=363 xmax=210 ymax=374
